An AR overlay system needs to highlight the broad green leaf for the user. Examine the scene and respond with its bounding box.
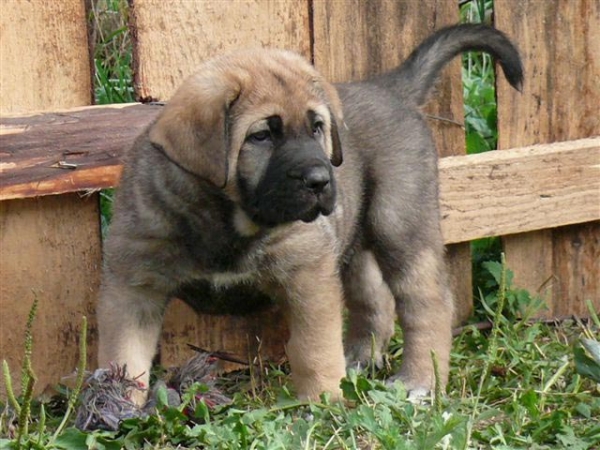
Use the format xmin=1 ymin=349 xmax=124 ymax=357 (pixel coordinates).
xmin=574 ymin=341 xmax=600 ymax=383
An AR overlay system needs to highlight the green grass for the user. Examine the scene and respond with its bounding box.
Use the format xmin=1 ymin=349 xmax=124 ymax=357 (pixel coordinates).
xmin=90 ymin=0 xmax=134 ymax=105
xmin=2 ymin=261 xmax=599 ymax=449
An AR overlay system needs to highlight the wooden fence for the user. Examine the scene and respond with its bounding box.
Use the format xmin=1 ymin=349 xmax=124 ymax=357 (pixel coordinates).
xmin=1 ymin=0 xmax=598 ymax=396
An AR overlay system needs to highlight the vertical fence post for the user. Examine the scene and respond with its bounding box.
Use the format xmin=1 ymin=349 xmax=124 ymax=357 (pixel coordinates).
xmin=496 ymin=0 xmax=600 ymax=317
xmin=0 ymin=1 xmax=100 ymax=395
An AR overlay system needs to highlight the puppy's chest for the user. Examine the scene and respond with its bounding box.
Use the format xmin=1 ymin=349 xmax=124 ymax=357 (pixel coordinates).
xmin=175 ymin=216 xmax=337 ymax=291
xmin=175 ymin=258 xmax=275 ymax=315
xmin=180 ymin=229 xmax=315 ymax=295
xmin=202 ymin=268 xmax=258 ymax=288
xmin=179 ymin=232 xmax=270 ymax=288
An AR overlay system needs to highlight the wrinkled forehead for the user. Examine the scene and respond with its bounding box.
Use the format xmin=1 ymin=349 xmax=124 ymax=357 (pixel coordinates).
xmin=226 ymin=49 xmax=330 ymax=126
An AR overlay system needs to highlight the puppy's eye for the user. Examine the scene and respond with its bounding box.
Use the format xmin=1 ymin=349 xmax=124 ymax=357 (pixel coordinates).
xmin=248 ymin=130 xmax=271 ymax=143
xmin=312 ymin=121 xmax=324 ymax=136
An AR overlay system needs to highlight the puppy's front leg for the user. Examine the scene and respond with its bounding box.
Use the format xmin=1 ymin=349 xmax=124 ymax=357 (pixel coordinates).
xmin=277 ymin=256 xmax=346 ymax=400
xmin=387 ymin=248 xmax=453 ymax=395
xmin=97 ymin=282 xmax=168 ymax=406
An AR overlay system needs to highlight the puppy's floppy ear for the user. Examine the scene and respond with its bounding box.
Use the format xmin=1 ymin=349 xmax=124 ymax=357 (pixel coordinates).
xmin=318 ymin=80 xmax=344 ymax=167
xmin=149 ymin=72 xmax=240 ymax=187
xmin=329 ymin=114 xmax=343 ymax=167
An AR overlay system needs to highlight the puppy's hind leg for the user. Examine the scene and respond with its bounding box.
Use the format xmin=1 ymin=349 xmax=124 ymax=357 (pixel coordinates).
xmin=374 ymin=244 xmax=454 ymax=396
xmin=97 ymin=282 xmax=168 ymax=406
xmin=343 ymin=250 xmax=396 ymax=370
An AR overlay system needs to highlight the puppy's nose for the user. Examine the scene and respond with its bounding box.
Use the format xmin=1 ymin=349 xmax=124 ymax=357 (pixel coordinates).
xmin=300 ymin=166 xmax=330 ymax=193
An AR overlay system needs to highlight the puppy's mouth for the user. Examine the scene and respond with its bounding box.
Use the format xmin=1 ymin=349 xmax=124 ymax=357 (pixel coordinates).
xmin=297 ymin=198 xmax=334 ymax=223
xmin=245 ymin=188 xmax=336 ymax=228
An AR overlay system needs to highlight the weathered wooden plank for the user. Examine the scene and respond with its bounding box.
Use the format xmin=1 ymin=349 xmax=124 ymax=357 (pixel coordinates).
xmin=129 ymin=0 xmax=311 ymax=369
xmin=0 ymin=0 xmax=99 ymax=398
xmin=312 ymin=0 xmax=466 ymax=153
xmin=439 ymin=138 xmax=600 ymax=244
xmin=2 ymin=104 xmax=597 ymax=242
xmin=130 ymin=0 xmax=311 ymax=101
xmin=496 ymin=1 xmax=600 ymax=144
xmin=496 ymin=0 xmax=600 ymax=316
xmin=553 ymin=223 xmax=600 ymax=318
xmin=0 ymin=1 xmax=91 ymax=113
xmin=312 ymin=0 xmax=473 ymax=323
xmin=0 ymin=194 xmax=102 ymax=392
xmin=0 ymin=104 xmax=161 ymax=200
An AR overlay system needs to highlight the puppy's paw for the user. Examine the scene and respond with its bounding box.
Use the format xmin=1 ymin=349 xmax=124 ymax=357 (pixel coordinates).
xmin=129 ymin=386 xmax=150 ymax=408
xmin=386 ymin=373 xmax=433 ymax=404
xmin=345 ymin=342 xmax=385 ymax=373
xmin=406 ymin=387 xmax=431 ymax=404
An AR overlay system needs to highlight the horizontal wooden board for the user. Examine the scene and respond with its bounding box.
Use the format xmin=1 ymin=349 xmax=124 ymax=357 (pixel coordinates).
xmin=0 ymin=104 xmax=161 ymax=199
xmin=495 ymin=0 xmax=600 ymax=315
xmin=1 ymin=106 xmax=598 ymax=243
xmin=439 ymin=137 xmax=600 ymax=243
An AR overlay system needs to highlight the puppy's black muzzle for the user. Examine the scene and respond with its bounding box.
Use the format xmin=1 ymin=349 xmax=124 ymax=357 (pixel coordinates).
xmin=287 ymin=163 xmax=331 ymax=194
xmin=246 ymin=138 xmax=337 ymax=227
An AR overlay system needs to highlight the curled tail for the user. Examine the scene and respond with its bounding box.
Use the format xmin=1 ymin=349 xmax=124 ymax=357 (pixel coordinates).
xmin=377 ymin=24 xmax=523 ymax=106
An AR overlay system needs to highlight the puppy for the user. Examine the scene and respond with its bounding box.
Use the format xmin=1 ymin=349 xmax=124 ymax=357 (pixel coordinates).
xmin=97 ymin=24 xmax=523 ymax=405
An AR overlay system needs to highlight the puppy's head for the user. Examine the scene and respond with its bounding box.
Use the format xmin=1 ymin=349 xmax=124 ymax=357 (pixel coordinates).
xmin=149 ymin=49 xmax=343 ymax=227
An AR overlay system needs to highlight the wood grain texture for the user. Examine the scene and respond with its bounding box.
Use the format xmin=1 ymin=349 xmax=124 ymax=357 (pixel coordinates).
xmin=312 ymin=0 xmax=465 ymax=156
xmin=130 ymin=0 xmax=311 ymax=101
xmin=496 ymin=1 xmax=600 ymax=146
xmin=439 ymin=138 xmax=600 ymax=244
xmin=0 ymin=0 xmax=98 ymax=397
xmin=553 ymin=223 xmax=600 ymax=318
xmin=499 ymin=230 xmax=555 ymax=315
xmin=313 ymin=0 xmax=473 ymax=323
xmin=0 ymin=195 xmax=101 ymax=394
xmin=0 ymin=104 xmax=161 ymax=200
xmin=496 ymin=0 xmax=600 ymax=316
xmin=160 ymin=300 xmax=288 ymax=370
xmin=0 ymin=1 xmax=91 ymax=113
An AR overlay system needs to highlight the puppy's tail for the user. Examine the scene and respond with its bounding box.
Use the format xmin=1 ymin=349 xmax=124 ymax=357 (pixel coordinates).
xmin=378 ymin=24 xmax=523 ymax=106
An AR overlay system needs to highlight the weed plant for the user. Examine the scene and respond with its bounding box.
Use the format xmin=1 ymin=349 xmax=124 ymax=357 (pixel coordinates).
xmin=459 ymin=0 xmax=504 ymax=306
xmin=1 ymin=261 xmax=598 ymax=449
xmin=460 ymin=0 xmax=497 ymax=155
xmin=90 ymin=0 xmax=134 ymax=105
